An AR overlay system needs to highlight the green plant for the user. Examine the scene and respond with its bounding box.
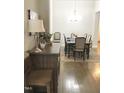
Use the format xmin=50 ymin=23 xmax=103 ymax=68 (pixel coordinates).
xmin=39 ymin=32 xmax=52 ymax=43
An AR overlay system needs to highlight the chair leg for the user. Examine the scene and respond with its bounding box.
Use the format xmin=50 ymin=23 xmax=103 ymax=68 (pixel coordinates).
xmin=80 ymin=52 xmax=82 ymax=58
xmin=64 ymin=47 xmax=67 ymax=56
xmin=86 ymin=47 xmax=90 ymax=59
xmin=81 ymin=51 xmax=85 ymax=61
xmin=74 ymin=51 xmax=76 ymax=61
xmin=73 ymin=51 xmax=74 ymax=58
xmin=83 ymin=53 xmax=85 ymax=61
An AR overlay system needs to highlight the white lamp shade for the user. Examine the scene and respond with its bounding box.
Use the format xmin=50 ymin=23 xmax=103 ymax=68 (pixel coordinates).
xmin=29 ymin=20 xmax=45 ymax=32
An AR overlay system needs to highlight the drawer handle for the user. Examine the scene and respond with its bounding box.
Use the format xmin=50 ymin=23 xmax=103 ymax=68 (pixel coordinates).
xmin=24 ymin=87 xmax=32 ymax=90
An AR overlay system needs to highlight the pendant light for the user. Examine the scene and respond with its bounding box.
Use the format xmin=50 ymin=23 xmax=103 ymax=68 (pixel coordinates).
xmin=68 ymin=0 xmax=81 ymax=23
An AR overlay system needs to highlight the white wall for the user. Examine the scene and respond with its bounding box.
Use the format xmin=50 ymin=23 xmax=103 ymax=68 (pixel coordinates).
xmin=51 ymin=0 xmax=99 ymax=47
xmin=93 ymin=0 xmax=100 ymax=47
xmin=95 ymin=0 xmax=100 ymax=12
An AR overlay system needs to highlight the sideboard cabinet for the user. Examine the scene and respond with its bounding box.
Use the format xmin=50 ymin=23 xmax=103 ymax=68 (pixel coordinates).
xmin=29 ymin=43 xmax=61 ymax=93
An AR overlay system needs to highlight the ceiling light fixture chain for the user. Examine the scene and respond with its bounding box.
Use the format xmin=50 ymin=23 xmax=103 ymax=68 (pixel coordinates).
xmin=74 ymin=0 xmax=77 ymax=16
xmin=68 ymin=0 xmax=81 ymax=23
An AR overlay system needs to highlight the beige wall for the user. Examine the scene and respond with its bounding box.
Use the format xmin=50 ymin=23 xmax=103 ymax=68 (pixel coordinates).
xmin=24 ymin=0 xmax=40 ymax=58
xmin=24 ymin=0 xmax=50 ymax=58
xmin=38 ymin=0 xmax=50 ymax=32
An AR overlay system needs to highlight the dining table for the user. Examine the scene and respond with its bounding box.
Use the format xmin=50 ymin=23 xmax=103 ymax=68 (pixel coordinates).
xmin=66 ymin=37 xmax=91 ymax=59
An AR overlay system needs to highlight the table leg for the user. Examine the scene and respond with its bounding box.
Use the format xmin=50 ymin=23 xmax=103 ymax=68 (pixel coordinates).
xmin=87 ymin=47 xmax=90 ymax=59
xmin=64 ymin=45 xmax=67 ymax=56
xmin=67 ymin=44 xmax=70 ymax=58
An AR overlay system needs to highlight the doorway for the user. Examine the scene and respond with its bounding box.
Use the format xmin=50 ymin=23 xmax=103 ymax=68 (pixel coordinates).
xmin=95 ymin=11 xmax=100 ymax=55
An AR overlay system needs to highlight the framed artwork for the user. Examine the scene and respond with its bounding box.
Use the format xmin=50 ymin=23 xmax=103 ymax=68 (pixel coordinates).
xmin=28 ymin=9 xmax=39 ymax=20
xmin=28 ymin=9 xmax=39 ymax=36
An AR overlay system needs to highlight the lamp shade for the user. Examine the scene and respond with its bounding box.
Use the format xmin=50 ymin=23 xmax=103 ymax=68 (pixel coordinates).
xmin=29 ymin=19 xmax=45 ymax=32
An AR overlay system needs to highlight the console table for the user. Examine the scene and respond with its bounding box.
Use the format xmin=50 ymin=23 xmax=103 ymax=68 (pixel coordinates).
xmin=29 ymin=43 xmax=61 ymax=93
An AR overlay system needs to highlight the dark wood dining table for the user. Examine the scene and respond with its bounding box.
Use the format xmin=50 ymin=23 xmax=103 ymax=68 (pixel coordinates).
xmin=66 ymin=37 xmax=91 ymax=59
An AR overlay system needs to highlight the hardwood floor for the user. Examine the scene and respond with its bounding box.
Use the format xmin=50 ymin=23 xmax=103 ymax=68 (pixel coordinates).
xmin=60 ymin=47 xmax=100 ymax=63
xmin=58 ymin=47 xmax=100 ymax=93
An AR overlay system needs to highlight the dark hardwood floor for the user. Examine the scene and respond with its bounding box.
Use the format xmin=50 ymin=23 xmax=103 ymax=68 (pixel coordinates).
xmin=58 ymin=46 xmax=100 ymax=93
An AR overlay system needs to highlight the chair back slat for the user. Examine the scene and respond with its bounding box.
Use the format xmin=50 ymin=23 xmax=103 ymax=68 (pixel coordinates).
xmin=71 ymin=33 xmax=77 ymax=38
xmin=54 ymin=32 xmax=61 ymax=40
xmin=87 ymin=34 xmax=92 ymax=43
xmin=75 ymin=37 xmax=86 ymax=49
xmin=84 ymin=33 xmax=87 ymax=39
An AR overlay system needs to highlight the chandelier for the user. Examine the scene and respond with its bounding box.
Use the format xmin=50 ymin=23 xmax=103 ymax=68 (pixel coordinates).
xmin=68 ymin=0 xmax=82 ymax=23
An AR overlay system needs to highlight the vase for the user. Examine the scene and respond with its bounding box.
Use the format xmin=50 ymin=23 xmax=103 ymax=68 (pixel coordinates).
xmin=40 ymin=42 xmax=46 ymax=49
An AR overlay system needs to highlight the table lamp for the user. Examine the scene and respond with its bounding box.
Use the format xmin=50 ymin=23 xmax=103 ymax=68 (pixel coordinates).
xmin=29 ymin=19 xmax=45 ymax=52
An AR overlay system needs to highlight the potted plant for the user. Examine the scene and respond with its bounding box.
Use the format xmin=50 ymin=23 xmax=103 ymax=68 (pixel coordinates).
xmin=39 ymin=32 xmax=52 ymax=45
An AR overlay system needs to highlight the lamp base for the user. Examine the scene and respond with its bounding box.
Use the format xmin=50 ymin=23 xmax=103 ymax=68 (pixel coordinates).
xmin=34 ymin=47 xmax=42 ymax=53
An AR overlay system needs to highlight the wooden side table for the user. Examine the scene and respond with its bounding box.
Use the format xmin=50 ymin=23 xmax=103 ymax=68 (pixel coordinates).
xmin=26 ymin=70 xmax=53 ymax=93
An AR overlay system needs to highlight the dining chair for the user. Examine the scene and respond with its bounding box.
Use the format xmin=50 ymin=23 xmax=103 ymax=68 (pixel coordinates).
xmin=86 ymin=34 xmax=92 ymax=42
xmin=87 ymin=34 xmax=92 ymax=48
xmin=53 ymin=32 xmax=61 ymax=43
xmin=71 ymin=33 xmax=78 ymax=38
xmin=85 ymin=34 xmax=92 ymax=59
xmin=84 ymin=33 xmax=87 ymax=39
xmin=73 ymin=37 xmax=86 ymax=61
xmin=63 ymin=34 xmax=67 ymax=56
